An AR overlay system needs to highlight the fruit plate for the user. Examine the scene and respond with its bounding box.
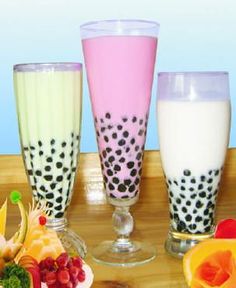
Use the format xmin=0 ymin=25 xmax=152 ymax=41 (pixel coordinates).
xmin=41 ymin=263 xmax=94 ymax=288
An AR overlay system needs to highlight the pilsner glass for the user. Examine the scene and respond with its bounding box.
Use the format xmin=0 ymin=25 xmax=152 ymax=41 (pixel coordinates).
xmin=81 ymin=20 xmax=159 ymax=266
xmin=157 ymin=72 xmax=231 ymax=258
xmin=14 ymin=63 xmax=86 ymax=257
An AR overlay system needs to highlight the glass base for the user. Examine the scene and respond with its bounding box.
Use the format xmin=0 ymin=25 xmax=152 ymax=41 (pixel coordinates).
xmin=92 ymin=240 xmax=156 ymax=267
xmin=165 ymin=229 xmax=214 ymax=259
xmin=46 ymin=217 xmax=87 ymax=259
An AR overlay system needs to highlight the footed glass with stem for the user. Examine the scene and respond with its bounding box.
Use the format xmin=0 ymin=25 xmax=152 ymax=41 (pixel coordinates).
xmin=157 ymin=72 xmax=231 ymax=258
xmin=14 ymin=62 xmax=86 ymax=258
xmin=81 ymin=19 xmax=159 ymax=266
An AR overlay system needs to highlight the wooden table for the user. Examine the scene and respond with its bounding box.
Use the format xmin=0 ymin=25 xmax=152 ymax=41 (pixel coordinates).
xmin=0 ymin=149 xmax=235 ymax=287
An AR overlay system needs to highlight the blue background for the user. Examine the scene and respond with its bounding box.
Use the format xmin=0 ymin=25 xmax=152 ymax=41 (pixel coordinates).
xmin=0 ymin=0 xmax=235 ymax=154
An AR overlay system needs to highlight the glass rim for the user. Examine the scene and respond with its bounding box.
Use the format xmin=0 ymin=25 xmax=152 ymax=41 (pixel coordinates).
xmin=80 ymin=19 xmax=160 ymax=39
xmin=13 ymin=62 xmax=82 ymax=72
xmin=158 ymin=71 xmax=229 ymax=77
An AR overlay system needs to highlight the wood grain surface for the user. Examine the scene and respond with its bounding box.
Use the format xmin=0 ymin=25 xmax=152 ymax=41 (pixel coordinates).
xmin=0 ymin=149 xmax=235 ymax=287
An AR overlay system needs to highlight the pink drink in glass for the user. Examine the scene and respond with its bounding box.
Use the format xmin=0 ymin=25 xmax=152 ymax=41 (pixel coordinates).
xmin=83 ymin=36 xmax=157 ymax=204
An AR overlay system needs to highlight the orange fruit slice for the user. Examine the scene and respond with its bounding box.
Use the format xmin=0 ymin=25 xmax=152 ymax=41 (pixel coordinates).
xmin=0 ymin=199 xmax=7 ymax=236
xmin=183 ymin=239 xmax=236 ymax=286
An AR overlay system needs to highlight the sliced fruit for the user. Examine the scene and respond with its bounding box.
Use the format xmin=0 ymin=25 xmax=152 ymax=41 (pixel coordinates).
xmin=183 ymin=239 xmax=236 ymax=286
xmin=19 ymin=255 xmax=41 ymax=288
xmin=0 ymin=199 xmax=7 ymax=236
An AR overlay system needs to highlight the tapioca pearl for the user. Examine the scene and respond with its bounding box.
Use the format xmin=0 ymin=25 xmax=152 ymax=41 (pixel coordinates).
xmin=181 ymin=178 xmax=186 ymax=184
xmin=121 ymin=195 xmax=129 ymax=199
xmin=205 ymin=226 xmax=212 ymax=232
xmin=108 ymin=125 xmax=113 ymax=130
xmin=69 ymin=151 xmax=74 ymax=157
xmin=112 ymin=177 xmax=119 ymax=184
xmin=124 ymin=179 xmax=132 ymax=186
xmin=190 ymin=194 xmax=197 ymax=199
xmin=67 ymin=174 xmax=71 ymax=181
xmin=115 ymin=149 xmax=122 ymax=156
xmin=107 ymin=169 xmax=113 ymax=176
xmin=101 ymin=164 xmax=104 ymax=170
xmin=104 ymin=161 xmax=110 ymax=168
xmin=108 ymin=156 xmax=115 ymax=163
xmin=139 ymin=119 xmax=143 ymax=125
xmin=50 ymin=139 xmax=55 ymax=145
xmin=122 ymin=117 xmax=128 ymax=122
xmin=169 ymin=191 xmax=174 ymax=197
xmin=103 ymin=175 xmax=108 ymax=183
xmin=72 ymin=167 xmax=76 ymax=172
xmin=196 ymin=200 xmax=204 ymax=208
xmin=214 ymin=170 xmax=220 ymax=176
xmin=63 ymin=167 xmax=69 ymax=173
xmin=44 ymin=175 xmax=53 ymax=181
xmin=199 ymin=191 xmax=207 ymax=198
xmin=127 ymin=161 xmax=135 ymax=169
xmin=177 ymin=221 xmax=187 ymax=232
xmin=125 ymin=147 xmax=130 ymax=153
xmin=117 ymin=125 xmax=123 ymax=130
xmin=130 ymin=138 xmax=135 ymax=145
xmin=180 ymin=186 xmax=186 ymax=191
xmin=59 ymin=153 xmax=65 ymax=159
xmin=30 ymin=153 xmax=34 ymax=159
xmin=138 ymin=161 xmax=142 ymax=168
xmin=173 ymin=205 xmax=178 ymax=212
xmin=58 ymin=188 xmax=63 ymax=194
xmin=189 ymin=187 xmax=194 ymax=192
xmin=132 ymin=116 xmax=137 ymax=123
xmin=114 ymin=165 xmax=121 ymax=172
xmin=130 ymin=169 xmax=137 ymax=177
xmin=55 ymin=212 xmax=64 ymax=218
xmin=173 ymin=180 xmax=178 ymax=186
xmin=38 ymin=140 xmax=42 ymax=147
xmin=198 ymin=184 xmax=204 ymax=190
xmin=119 ymin=157 xmax=125 ymax=163
xmin=118 ymin=139 xmax=126 ymax=146
xmin=170 ymin=212 xmax=173 ymax=220
xmin=128 ymin=185 xmax=135 ymax=193
xmin=123 ymin=131 xmax=129 ymax=138
xmin=31 ymin=185 xmax=36 ymax=191
xmin=138 ymin=129 xmax=144 ymax=136
xmin=208 ymin=178 xmax=213 ymax=184
xmin=138 ymin=168 xmax=142 ymax=176
xmin=135 ymin=178 xmax=140 ymax=185
xmin=208 ymin=170 xmax=213 ymax=175
xmin=28 ymin=169 xmax=33 ymax=176
xmin=136 ymin=152 xmax=142 ymax=160
xmin=193 ymin=209 xmax=198 ymax=214
xmin=50 ymin=183 xmax=56 ymax=190
xmin=24 ymin=147 xmax=29 ymax=151
xmin=46 ymin=156 xmax=53 ymax=162
xmin=104 ymin=136 xmax=109 ymax=143
xmin=101 ymin=127 xmax=106 ymax=133
xmin=185 ymin=214 xmax=192 ymax=222
xmin=62 ymin=142 xmax=66 ymax=148
xmin=195 ymin=216 xmax=203 ymax=222
xmin=186 ymin=200 xmax=191 ymax=206
xmin=37 ymin=193 xmax=43 ymax=200
xmin=183 ymin=169 xmax=191 ymax=176
xmin=207 ymin=194 xmax=212 ymax=200
xmin=40 ymin=185 xmax=46 ymax=192
xmin=105 ymin=112 xmax=111 ymax=119
xmin=96 ymin=131 xmax=100 ymax=137
xmin=55 ymin=205 xmax=63 ymax=211
xmin=106 ymin=147 xmax=112 ymax=153
xmin=207 ymin=186 xmax=213 ymax=192
xmin=182 ymin=207 xmax=187 ymax=213
xmin=118 ymin=184 xmax=126 ymax=192
xmin=176 ymin=198 xmax=181 ymax=205
xmin=189 ymin=224 xmax=197 ymax=230
xmin=213 ymin=189 xmax=218 ymax=196
xmin=135 ymin=145 xmax=140 ymax=152
xmin=46 ymin=193 xmax=54 ymax=199
xmin=56 ymin=162 xmax=63 ymax=169
xmin=108 ymin=183 xmax=115 ymax=190
xmin=109 ymin=193 xmax=116 ymax=198
xmin=56 ymin=175 xmax=63 ymax=182
xmin=39 ymin=151 xmax=44 ymax=156
xmin=169 ymin=198 xmax=172 ymax=204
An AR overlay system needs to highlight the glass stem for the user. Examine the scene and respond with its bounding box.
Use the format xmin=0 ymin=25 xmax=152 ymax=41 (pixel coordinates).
xmin=111 ymin=206 xmax=135 ymax=253
xmin=46 ymin=216 xmax=68 ymax=231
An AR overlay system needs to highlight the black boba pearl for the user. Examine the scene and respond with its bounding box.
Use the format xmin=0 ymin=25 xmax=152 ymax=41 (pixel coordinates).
xmin=71 ymin=132 xmax=74 ymax=138
xmin=135 ymin=178 xmax=140 ymax=185
xmin=174 ymin=180 xmax=178 ymax=186
xmin=199 ymin=191 xmax=206 ymax=198
xmin=127 ymin=162 xmax=134 ymax=169
xmin=208 ymin=186 xmax=213 ymax=192
xmin=101 ymin=127 xmax=106 ymax=133
xmin=130 ymin=169 xmax=137 ymax=177
xmin=28 ymin=170 xmax=33 ymax=176
xmin=138 ymin=168 xmax=142 ymax=176
xmin=55 ymin=205 xmax=63 ymax=211
xmin=30 ymin=153 xmax=34 ymax=159
xmin=180 ymin=186 xmax=186 ymax=191
xmin=108 ymin=183 xmax=115 ymax=190
xmin=128 ymin=185 xmax=135 ymax=193
xmin=100 ymin=118 xmax=104 ymax=123
xmin=135 ymin=145 xmax=140 ymax=152
xmin=168 ymin=179 xmax=172 ymax=185
xmin=124 ymin=179 xmax=131 ymax=186
xmin=105 ymin=112 xmax=111 ymax=119
xmin=30 ymin=146 xmax=35 ymax=150
xmin=189 ymin=187 xmax=194 ymax=192
xmin=191 ymin=178 xmax=196 ymax=184
xmin=47 ymin=202 xmax=53 ymax=208
xmin=198 ymin=184 xmax=204 ymax=190
xmin=173 ymin=205 xmax=178 ymax=212
xmin=209 ymin=170 xmax=213 ymax=175
xmin=112 ymin=177 xmax=119 ymax=184
xmin=186 ymin=201 xmax=191 ymax=206
xmin=50 ymin=183 xmax=56 ymax=189
xmin=207 ymin=201 xmax=213 ymax=208
xmin=59 ymin=153 xmax=65 ymax=159
xmin=112 ymin=133 xmax=117 ymax=139
xmin=169 ymin=191 xmax=173 ymax=197
xmin=130 ymin=138 xmax=135 ymax=145
xmin=46 ymin=193 xmax=54 ymax=199
xmin=215 ymin=170 xmax=219 ymax=176
xmin=108 ymin=125 xmax=113 ymax=129
xmin=189 ymin=224 xmax=197 ymax=230
xmin=106 ymin=147 xmax=112 ymax=153
xmin=136 ymin=152 xmax=142 ymax=160
xmin=177 ymin=221 xmax=186 ymax=231
xmin=184 ymin=169 xmax=191 ymax=176
xmin=208 ymin=178 xmax=213 ymax=184
xmin=104 ymin=161 xmax=110 ymax=168
xmin=182 ymin=207 xmax=187 ymax=213
xmin=39 ymin=151 xmax=43 ymax=156
xmin=190 ymin=194 xmax=196 ymax=199
xmin=58 ymin=188 xmax=63 ymax=194
xmin=132 ymin=116 xmax=137 ymax=123
xmin=108 ymin=156 xmax=115 ymax=163
xmin=176 ymin=198 xmax=181 ymax=204
xmin=62 ymin=142 xmax=66 ymax=147
xmin=110 ymin=193 xmax=116 ymax=198
xmin=193 ymin=209 xmax=198 ymax=214
xmin=122 ymin=117 xmax=128 ymax=122
xmin=55 ymin=212 xmax=64 ymax=218
xmin=138 ymin=129 xmax=144 ymax=136
xmin=45 ymin=166 xmax=51 ymax=172
xmin=51 ymin=139 xmax=55 ymax=145
xmin=196 ymin=216 xmax=203 ymax=222
xmin=56 ymin=196 xmax=63 ymax=203
xmin=102 ymin=150 xmax=107 ymax=158
xmin=35 ymin=170 xmax=42 ymax=176
xmin=123 ymin=131 xmax=129 ymax=138
xmin=118 ymin=139 xmax=126 ymax=146
xmin=104 ymin=136 xmax=109 ymax=143
xmin=70 ymin=151 xmax=74 ymax=157
xmin=204 ymin=219 xmax=210 ymax=226
xmin=185 ymin=214 xmax=192 ymax=221
xmin=121 ymin=195 xmax=129 ymax=199
xmin=196 ymin=200 xmax=203 ymax=208
xmin=104 ymin=175 xmax=108 ymax=183
xmin=181 ymin=179 xmax=186 ymax=183
xmin=139 ymin=119 xmax=143 ymax=125
xmin=107 ymin=169 xmax=113 ymax=176
xmin=38 ymin=141 xmax=42 ymax=146
xmin=51 ymin=148 xmax=56 ymax=154
xmin=40 ymin=185 xmax=46 ymax=192
xmin=119 ymin=157 xmax=125 ymax=163
xmin=201 ymin=175 xmax=206 ymax=182
xmin=57 ymin=175 xmax=63 ymax=182
xmin=204 ymin=208 xmax=209 ymax=216
xmin=173 ymin=214 xmax=179 ymax=221
xmin=56 ymin=162 xmax=63 ymax=169
xmin=114 ymin=165 xmax=121 ymax=172
xmin=31 ymin=185 xmax=36 ymax=191
xmin=63 ymin=167 xmax=68 ymax=173
xmin=138 ymin=161 xmax=142 ymax=167
xmin=44 ymin=175 xmax=53 ymax=181
xmin=33 ymin=177 xmax=37 ymax=183
xmin=117 ymin=125 xmax=123 ymax=130
xmin=126 ymin=147 xmax=130 ymax=153
xmin=72 ymin=167 xmax=76 ymax=172
xmin=96 ymin=131 xmax=100 ymax=137
xmin=67 ymin=174 xmax=71 ymax=181
xmin=115 ymin=149 xmax=122 ymax=156
xmin=205 ymin=226 xmax=211 ymax=232
xmin=118 ymin=184 xmax=126 ymax=192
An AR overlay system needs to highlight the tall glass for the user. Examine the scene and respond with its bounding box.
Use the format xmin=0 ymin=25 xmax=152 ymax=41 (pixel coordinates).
xmin=14 ymin=63 xmax=86 ymax=258
xmin=81 ymin=20 xmax=159 ymax=266
xmin=157 ymin=72 xmax=231 ymax=258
